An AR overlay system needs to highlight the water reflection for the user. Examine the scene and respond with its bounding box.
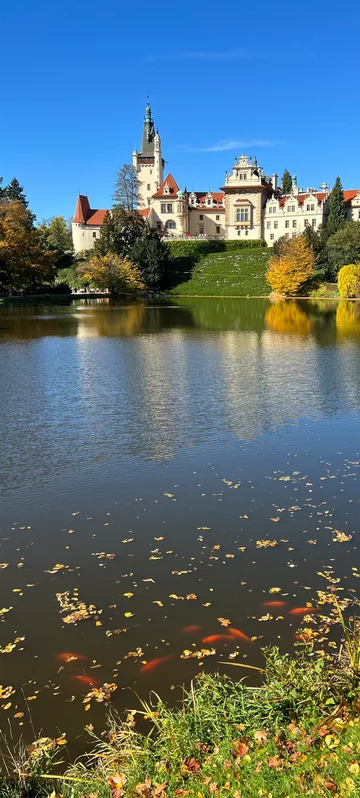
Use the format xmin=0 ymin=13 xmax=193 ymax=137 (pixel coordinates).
xmin=1 ymin=298 xmax=360 ymax=494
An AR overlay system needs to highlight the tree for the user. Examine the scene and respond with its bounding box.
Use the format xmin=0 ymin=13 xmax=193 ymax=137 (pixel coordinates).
xmin=94 ymin=208 xmax=145 ymax=258
xmin=56 ymin=265 xmax=86 ymax=291
xmin=37 ymin=216 xmax=73 ymax=267
xmin=130 ymin=234 xmax=169 ymax=289
xmin=281 ymin=169 xmax=292 ymax=194
xmin=0 ymin=177 xmax=5 ymax=202
xmin=113 ymin=163 xmax=142 ymax=211
xmin=326 ymin=176 xmax=347 ymax=235
xmin=338 ymin=264 xmax=360 ymax=298
xmin=326 ymin=221 xmax=360 ymax=279
xmin=266 ymin=235 xmax=315 ymax=295
xmin=77 ymin=253 xmax=144 ymax=294
xmin=302 ymin=224 xmax=329 ymax=273
xmin=0 ymin=202 xmax=56 ymax=294
xmin=4 ymin=178 xmax=29 ymax=208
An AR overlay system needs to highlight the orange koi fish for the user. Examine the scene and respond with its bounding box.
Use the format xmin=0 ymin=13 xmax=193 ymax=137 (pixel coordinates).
xmin=140 ymin=654 xmax=174 ymax=673
xmin=262 ymin=601 xmax=287 ymax=608
xmin=202 ymin=634 xmax=235 ymax=644
xmin=229 ymin=628 xmax=252 ymax=643
xmin=289 ymin=607 xmax=318 ymax=616
xmin=57 ymin=652 xmax=87 ymax=663
xmin=181 ymin=625 xmax=203 ymax=634
xmin=73 ymin=674 xmax=100 ymax=686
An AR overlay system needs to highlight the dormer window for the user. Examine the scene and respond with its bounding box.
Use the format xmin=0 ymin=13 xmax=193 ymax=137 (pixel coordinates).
xmin=207 ymin=198 xmax=212 ymax=206
xmin=164 ymin=183 xmax=170 ymax=194
xmin=190 ymin=197 xmax=195 ymax=205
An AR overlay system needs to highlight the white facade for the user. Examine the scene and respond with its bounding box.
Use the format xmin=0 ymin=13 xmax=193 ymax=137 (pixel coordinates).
xmin=71 ymin=103 xmax=360 ymax=254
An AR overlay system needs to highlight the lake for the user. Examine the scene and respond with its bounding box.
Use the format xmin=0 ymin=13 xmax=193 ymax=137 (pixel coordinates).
xmin=0 ymin=297 xmax=360 ymax=751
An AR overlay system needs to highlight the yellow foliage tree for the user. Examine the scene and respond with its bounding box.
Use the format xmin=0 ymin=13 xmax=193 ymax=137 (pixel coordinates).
xmin=77 ymin=254 xmax=144 ymax=294
xmin=266 ymin=236 xmax=315 ymax=296
xmin=337 ymin=264 xmax=360 ymax=298
xmin=0 ymin=201 xmax=56 ymax=293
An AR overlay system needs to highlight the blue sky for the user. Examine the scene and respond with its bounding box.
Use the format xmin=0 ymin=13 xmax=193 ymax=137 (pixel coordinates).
xmin=2 ymin=0 xmax=360 ymax=221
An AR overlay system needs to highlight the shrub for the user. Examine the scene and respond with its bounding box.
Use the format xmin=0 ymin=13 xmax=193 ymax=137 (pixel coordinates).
xmin=130 ymin=235 xmax=170 ymax=289
xmin=266 ymin=236 xmax=314 ymax=296
xmin=77 ymin=254 xmax=144 ymax=294
xmin=338 ymin=263 xmax=360 ymax=298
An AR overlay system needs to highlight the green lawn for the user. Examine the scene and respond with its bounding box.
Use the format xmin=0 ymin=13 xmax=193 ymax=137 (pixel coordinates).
xmin=166 ymin=249 xmax=271 ymax=297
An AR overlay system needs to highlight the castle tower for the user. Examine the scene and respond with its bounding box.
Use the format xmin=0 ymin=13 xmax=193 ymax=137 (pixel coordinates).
xmin=133 ymin=100 xmax=164 ymax=209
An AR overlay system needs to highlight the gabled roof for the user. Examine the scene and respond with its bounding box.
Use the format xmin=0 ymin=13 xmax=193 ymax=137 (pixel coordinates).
xmin=277 ymin=189 xmax=359 ymax=209
xmin=138 ymin=207 xmax=151 ymax=217
xmin=194 ymin=191 xmax=225 ymax=205
xmin=73 ymin=194 xmax=107 ymax=225
xmin=153 ymin=174 xmax=180 ymax=198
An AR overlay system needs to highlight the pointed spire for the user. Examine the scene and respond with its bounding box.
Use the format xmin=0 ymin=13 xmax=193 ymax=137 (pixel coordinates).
xmin=140 ymin=98 xmax=156 ymax=155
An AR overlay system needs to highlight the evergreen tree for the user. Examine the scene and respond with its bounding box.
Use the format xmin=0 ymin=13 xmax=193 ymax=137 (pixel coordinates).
xmin=0 ymin=177 xmax=5 ymax=202
xmin=95 ymin=209 xmax=145 ymax=257
xmin=281 ymin=169 xmax=292 ymax=194
xmin=5 ymin=178 xmax=29 ymax=207
xmin=131 ymin=234 xmax=170 ymax=289
xmin=327 ymin=176 xmax=347 ymax=235
xmin=326 ymin=221 xmax=360 ymax=279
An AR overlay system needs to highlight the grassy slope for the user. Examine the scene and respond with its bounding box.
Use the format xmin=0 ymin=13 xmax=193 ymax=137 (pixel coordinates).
xmin=167 ymin=249 xmax=271 ymax=297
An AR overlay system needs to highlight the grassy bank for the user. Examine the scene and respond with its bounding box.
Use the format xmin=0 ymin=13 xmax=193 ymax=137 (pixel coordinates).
xmin=165 ymin=248 xmax=271 ymax=297
xmin=4 ymin=610 xmax=360 ymax=798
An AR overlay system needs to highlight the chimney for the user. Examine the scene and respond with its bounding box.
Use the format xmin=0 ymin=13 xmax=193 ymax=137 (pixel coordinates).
xmin=272 ymin=173 xmax=278 ymax=191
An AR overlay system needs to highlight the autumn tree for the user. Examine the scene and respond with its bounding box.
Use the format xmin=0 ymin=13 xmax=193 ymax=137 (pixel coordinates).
xmin=337 ymin=263 xmax=360 ymax=298
xmin=281 ymin=169 xmax=292 ymax=194
xmin=0 ymin=177 xmax=5 ymax=201
xmin=113 ymin=164 xmax=142 ymax=211
xmin=77 ymin=253 xmax=144 ymax=294
xmin=0 ymin=202 xmax=56 ymax=294
xmin=326 ymin=176 xmax=347 ymax=236
xmin=266 ymin=235 xmax=315 ymax=295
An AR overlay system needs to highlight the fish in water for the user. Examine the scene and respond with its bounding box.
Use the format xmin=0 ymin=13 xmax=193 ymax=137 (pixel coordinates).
xmin=262 ymin=601 xmax=287 ymax=608
xmin=289 ymin=607 xmax=318 ymax=616
xmin=57 ymin=652 xmax=87 ymax=663
xmin=73 ymin=674 xmax=100 ymax=687
xmin=202 ymin=634 xmax=235 ymax=644
xmin=229 ymin=628 xmax=252 ymax=643
xmin=140 ymin=654 xmax=174 ymax=673
xmin=181 ymin=625 xmax=203 ymax=634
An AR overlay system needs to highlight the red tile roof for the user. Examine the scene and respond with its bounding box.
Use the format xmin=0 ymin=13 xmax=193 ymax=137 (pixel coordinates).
xmin=73 ymin=194 xmax=107 ymax=225
xmin=73 ymin=194 xmax=90 ymax=223
xmin=194 ymin=191 xmax=225 ymax=205
xmin=153 ymin=174 xmax=180 ymax=198
xmin=277 ymin=189 xmax=359 ymax=208
xmin=138 ymin=207 xmax=151 ymax=217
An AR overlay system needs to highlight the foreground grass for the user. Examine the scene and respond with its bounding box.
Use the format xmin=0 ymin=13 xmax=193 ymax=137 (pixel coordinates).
xmin=166 ymin=250 xmax=271 ymax=297
xmin=4 ymin=638 xmax=360 ymax=798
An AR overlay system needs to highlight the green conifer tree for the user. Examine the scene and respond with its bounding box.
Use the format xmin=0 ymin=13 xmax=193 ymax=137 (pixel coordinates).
xmin=4 ymin=177 xmax=29 ymax=207
xmin=281 ymin=169 xmax=292 ymax=193
xmin=327 ymin=176 xmax=347 ymax=235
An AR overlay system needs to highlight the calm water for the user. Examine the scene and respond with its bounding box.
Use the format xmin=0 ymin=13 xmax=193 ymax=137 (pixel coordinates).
xmin=0 ymin=297 xmax=360 ymax=750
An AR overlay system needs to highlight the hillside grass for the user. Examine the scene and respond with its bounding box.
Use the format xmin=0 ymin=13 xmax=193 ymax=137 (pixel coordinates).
xmin=165 ymin=249 xmax=271 ymax=297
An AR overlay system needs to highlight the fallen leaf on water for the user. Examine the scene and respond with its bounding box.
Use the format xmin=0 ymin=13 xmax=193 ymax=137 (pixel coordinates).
xmin=124 ymin=612 xmax=134 ymax=618
xmin=218 ymin=618 xmax=231 ymax=627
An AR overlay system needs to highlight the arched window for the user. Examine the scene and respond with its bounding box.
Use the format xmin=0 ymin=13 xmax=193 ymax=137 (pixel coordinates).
xmin=165 ymin=220 xmax=176 ymax=229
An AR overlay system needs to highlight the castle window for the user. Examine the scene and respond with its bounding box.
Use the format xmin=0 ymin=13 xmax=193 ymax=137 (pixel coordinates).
xmin=236 ymin=207 xmax=249 ymax=223
xmin=312 ymin=218 xmax=317 ymax=227
xmin=150 ymin=170 xmax=152 ymax=174
xmin=147 ymin=184 xmax=151 ymax=191
xmin=239 ymin=174 xmax=243 ymax=180
xmin=216 ymin=226 xmax=220 ymax=234
xmin=191 ymin=197 xmax=195 ymax=205
xmin=93 ymin=232 xmax=97 ymax=238
xmin=266 ymin=221 xmax=271 ymax=229
xmin=306 ymin=203 xmax=315 ymax=211
xmin=161 ymin=203 xmax=166 ymax=213
xmin=199 ymin=225 xmax=204 ymax=234
xmin=274 ymin=221 xmax=278 ymax=229
xmin=237 ymin=230 xmax=241 ymax=236
xmin=304 ymin=219 xmax=309 ymax=226
xmin=207 ymin=198 xmax=212 ymax=206
xmin=199 ymin=214 xmax=203 ymax=220
xmin=148 ymin=198 xmax=151 ymax=206
xmin=216 ymin=215 xmax=220 ymax=220
xmin=292 ymin=220 xmax=297 ymax=228
xmin=165 ymin=220 xmax=176 ymax=229
xmin=270 ymin=233 xmax=274 ymax=240
xmin=167 ymin=203 xmax=173 ymax=213
xmin=285 ymin=220 xmax=289 ymax=228
xmin=287 ymin=205 xmax=296 ymax=213
xmin=245 ymin=230 xmax=248 ymax=235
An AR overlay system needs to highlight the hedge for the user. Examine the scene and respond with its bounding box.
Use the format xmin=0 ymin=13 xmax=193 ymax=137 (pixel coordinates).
xmin=168 ymin=239 xmax=266 ymax=260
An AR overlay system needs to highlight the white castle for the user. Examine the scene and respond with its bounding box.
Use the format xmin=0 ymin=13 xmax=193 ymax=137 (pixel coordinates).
xmin=72 ymin=102 xmax=360 ymax=254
